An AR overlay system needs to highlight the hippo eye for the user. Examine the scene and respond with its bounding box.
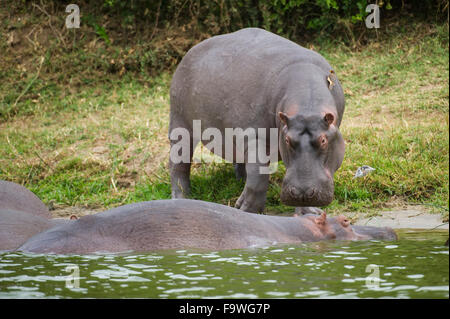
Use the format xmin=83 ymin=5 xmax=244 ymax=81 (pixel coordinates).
xmin=319 ymin=135 xmax=328 ymax=148
xmin=341 ymin=218 xmax=350 ymax=227
xmin=285 ymin=135 xmax=291 ymax=147
xmin=285 ymin=134 xmax=299 ymax=149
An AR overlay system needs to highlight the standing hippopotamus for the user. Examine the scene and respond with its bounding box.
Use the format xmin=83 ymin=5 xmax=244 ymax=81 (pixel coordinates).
xmin=169 ymin=28 xmax=345 ymax=213
xmin=19 ymin=199 xmax=396 ymax=254
xmin=0 ymin=180 xmax=67 ymax=250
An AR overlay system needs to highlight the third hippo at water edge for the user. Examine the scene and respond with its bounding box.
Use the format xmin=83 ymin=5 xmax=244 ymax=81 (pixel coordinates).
xmin=169 ymin=28 xmax=345 ymax=214
xmin=0 ymin=180 xmax=70 ymax=251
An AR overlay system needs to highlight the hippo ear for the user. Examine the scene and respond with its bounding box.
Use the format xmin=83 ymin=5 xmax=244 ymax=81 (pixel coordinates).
xmin=324 ymin=113 xmax=334 ymax=126
xmin=314 ymin=212 xmax=327 ymax=226
xmin=278 ymin=112 xmax=289 ymax=127
xmin=327 ymin=70 xmax=336 ymax=90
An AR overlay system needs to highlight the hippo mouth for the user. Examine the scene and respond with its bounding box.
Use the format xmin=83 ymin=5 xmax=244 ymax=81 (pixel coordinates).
xmin=280 ymin=186 xmax=334 ymax=207
xmin=352 ymin=225 xmax=398 ymax=241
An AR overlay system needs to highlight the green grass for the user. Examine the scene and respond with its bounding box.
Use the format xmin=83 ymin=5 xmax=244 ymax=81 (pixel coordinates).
xmin=0 ymin=22 xmax=448 ymax=219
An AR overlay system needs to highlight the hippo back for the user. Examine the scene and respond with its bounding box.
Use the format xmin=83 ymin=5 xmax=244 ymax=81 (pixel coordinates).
xmin=0 ymin=180 xmax=51 ymax=219
xmin=19 ymin=199 xmax=301 ymax=254
xmin=18 ymin=199 xmax=397 ymax=254
xmin=170 ymin=28 xmax=339 ymax=131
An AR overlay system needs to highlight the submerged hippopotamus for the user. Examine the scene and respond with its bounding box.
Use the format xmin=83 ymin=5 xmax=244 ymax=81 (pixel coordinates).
xmin=0 ymin=180 xmax=51 ymax=219
xmin=0 ymin=209 xmax=66 ymax=251
xmin=0 ymin=180 xmax=68 ymax=250
xmin=19 ymin=199 xmax=396 ymax=254
xmin=169 ymin=28 xmax=345 ymax=213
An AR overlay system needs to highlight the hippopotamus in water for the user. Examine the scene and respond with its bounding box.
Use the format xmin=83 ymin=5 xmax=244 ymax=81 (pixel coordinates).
xmin=19 ymin=199 xmax=396 ymax=254
xmin=0 ymin=209 xmax=65 ymax=251
xmin=169 ymin=28 xmax=345 ymax=214
xmin=0 ymin=180 xmax=68 ymax=250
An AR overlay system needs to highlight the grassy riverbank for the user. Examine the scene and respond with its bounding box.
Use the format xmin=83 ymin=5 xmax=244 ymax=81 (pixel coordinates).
xmin=0 ymin=8 xmax=448 ymax=218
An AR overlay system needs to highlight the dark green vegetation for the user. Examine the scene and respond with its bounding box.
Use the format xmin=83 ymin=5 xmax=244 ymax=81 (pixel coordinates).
xmin=0 ymin=1 xmax=448 ymax=218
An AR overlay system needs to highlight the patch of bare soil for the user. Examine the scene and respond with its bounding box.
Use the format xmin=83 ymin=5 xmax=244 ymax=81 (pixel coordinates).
xmin=354 ymin=209 xmax=449 ymax=230
xmin=50 ymin=203 xmax=102 ymax=218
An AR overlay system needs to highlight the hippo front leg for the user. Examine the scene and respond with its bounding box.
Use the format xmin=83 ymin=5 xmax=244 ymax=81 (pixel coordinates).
xmin=170 ymin=160 xmax=192 ymax=198
xmin=235 ymin=163 xmax=269 ymax=213
xmin=295 ymin=206 xmax=325 ymax=215
xmin=234 ymin=163 xmax=247 ymax=181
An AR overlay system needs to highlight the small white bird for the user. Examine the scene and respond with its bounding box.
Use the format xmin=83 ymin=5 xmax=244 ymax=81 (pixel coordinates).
xmin=353 ymin=165 xmax=375 ymax=179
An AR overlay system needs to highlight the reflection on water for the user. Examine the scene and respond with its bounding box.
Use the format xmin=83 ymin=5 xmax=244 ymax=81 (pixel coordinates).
xmin=0 ymin=230 xmax=448 ymax=298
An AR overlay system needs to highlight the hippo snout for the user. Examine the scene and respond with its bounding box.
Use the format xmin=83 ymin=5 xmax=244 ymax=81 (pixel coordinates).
xmin=281 ymin=183 xmax=334 ymax=207
xmin=287 ymin=187 xmax=317 ymax=200
xmin=288 ymin=186 xmax=303 ymax=198
xmin=352 ymin=225 xmax=398 ymax=241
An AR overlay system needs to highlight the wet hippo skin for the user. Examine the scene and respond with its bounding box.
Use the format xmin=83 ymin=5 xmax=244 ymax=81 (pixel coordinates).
xmin=0 ymin=180 xmax=67 ymax=250
xmin=0 ymin=180 xmax=51 ymax=219
xmin=19 ymin=199 xmax=397 ymax=254
xmin=0 ymin=209 xmax=65 ymax=251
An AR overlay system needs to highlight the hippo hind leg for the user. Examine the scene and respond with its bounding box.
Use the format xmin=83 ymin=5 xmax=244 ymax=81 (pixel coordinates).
xmin=169 ymin=148 xmax=194 ymax=198
xmin=169 ymin=125 xmax=198 ymax=199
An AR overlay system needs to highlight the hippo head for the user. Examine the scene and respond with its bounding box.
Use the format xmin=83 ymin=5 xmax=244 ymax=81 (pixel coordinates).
xmin=302 ymin=212 xmax=397 ymax=241
xmin=278 ymin=111 xmax=345 ymax=207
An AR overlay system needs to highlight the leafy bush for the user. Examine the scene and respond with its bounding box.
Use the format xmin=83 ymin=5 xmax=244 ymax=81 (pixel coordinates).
xmin=100 ymin=0 xmax=447 ymax=42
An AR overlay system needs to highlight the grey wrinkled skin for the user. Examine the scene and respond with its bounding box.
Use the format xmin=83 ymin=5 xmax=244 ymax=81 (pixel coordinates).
xmin=19 ymin=199 xmax=397 ymax=255
xmin=169 ymin=28 xmax=345 ymax=213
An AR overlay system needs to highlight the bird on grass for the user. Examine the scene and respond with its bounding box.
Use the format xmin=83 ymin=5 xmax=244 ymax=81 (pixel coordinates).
xmin=353 ymin=165 xmax=375 ymax=179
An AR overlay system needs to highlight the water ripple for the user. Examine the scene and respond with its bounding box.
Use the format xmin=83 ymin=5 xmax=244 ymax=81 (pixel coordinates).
xmin=0 ymin=230 xmax=447 ymax=298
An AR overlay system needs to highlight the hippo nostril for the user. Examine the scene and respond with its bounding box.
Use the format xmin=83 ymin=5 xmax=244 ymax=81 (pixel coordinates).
xmin=289 ymin=186 xmax=301 ymax=197
xmin=306 ymin=188 xmax=316 ymax=199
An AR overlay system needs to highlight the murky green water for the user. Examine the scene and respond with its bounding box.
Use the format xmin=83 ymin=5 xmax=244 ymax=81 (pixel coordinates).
xmin=0 ymin=230 xmax=448 ymax=299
